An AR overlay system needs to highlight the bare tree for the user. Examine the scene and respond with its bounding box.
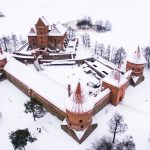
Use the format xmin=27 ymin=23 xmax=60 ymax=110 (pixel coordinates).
xmin=143 ymin=46 xmax=150 ymax=69
xmin=115 ymin=136 xmax=135 ymax=150
xmin=11 ymin=34 xmax=19 ymax=51
xmin=24 ymin=98 xmax=46 ymax=121
xmin=105 ymin=44 xmax=111 ymax=61
xmin=108 ymin=113 xmax=128 ymax=144
xmin=91 ymin=136 xmax=113 ymax=150
xmin=112 ymin=47 xmax=126 ymax=65
xmin=82 ymin=33 xmax=91 ymax=48
xmin=67 ymin=26 xmax=75 ymax=40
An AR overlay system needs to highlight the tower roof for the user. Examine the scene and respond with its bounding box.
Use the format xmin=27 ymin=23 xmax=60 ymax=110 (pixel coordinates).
xmin=102 ymin=70 xmax=128 ymax=88
xmin=28 ymin=27 xmax=37 ymax=36
xmin=73 ymin=82 xmax=84 ymax=104
xmin=49 ymin=22 xmax=67 ymax=36
xmin=66 ymin=82 xmax=94 ymax=113
xmin=127 ymin=46 xmax=146 ymax=64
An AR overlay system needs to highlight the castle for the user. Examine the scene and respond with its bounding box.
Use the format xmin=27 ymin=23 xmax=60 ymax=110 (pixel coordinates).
xmin=0 ymin=17 xmax=146 ymax=143
xmin=28 ymin=16 xmax=67 ymax=51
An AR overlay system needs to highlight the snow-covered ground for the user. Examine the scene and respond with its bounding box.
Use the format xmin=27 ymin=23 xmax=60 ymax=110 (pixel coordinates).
xmin=1 ymin=0 xmax=150 ymax=50
xmin=0 ymin=67 xmax=150 ymax=150
xmin=1 ymin=0 xmax=150 ymax=149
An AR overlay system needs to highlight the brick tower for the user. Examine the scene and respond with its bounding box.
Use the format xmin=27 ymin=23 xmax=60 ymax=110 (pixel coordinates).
xmin=126 ymin=46 xmax=146 ymax=86
xmin=66 ymin=82 xmax=94 ymax=131
xmin=102 ymin=70 xmax=128 ymax=106
xmin=61 ymin=81 xmax=97 ymax=143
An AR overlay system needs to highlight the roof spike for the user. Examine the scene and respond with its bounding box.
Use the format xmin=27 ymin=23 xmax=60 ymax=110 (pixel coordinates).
xmin=137 ymin=46 xmax=141 ymax=59
xmin=73 ymin=81 xmax=84 ymax=104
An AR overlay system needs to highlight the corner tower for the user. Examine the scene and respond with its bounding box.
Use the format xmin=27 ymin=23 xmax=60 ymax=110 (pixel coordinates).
xmin=66 ymin=82 xmax=94 ymax=131
xmin=61 ymin=81 xmax=97 ymax=143
xmin=126 ymin=46 xmax=146 ymax=86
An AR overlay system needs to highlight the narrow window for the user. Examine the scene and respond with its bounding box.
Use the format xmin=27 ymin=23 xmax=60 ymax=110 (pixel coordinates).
xmin=79 ymin=120 xmax=82 ymax=123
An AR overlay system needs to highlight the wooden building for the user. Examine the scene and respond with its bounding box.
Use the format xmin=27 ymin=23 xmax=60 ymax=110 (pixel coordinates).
xmin=28 ymin=16 xmax=67 ymax=50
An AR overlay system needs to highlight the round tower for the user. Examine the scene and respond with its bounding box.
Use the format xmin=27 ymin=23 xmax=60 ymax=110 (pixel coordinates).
xmin=0 ymin=53 xmax=7 ymax=71
xmin=126 ymin=46 xmax=146 ymax=77
xmin=66 ymin=82 xmax=94 ymax=131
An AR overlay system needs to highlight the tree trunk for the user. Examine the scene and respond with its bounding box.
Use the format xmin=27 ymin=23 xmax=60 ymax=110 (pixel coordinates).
xmin=112 ymin=123 xmax=117 ymax=144
xmin=33 ymin=112 xmax=36 ymax=121
xmin=112 ymin=132 xmax=116 ymax=144
xmin=23 ymin=146 xmax=25 ymax=150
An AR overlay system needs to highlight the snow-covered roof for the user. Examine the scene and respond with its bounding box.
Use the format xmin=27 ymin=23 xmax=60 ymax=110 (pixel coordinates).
xmin=0 ymin=54 xmax=6 ymax=60
xmin=66 ymin=82 xmax=94 ymax=113
xmin=127 ymin=47 xmax=146 ymax=64
xmin=102 ymin=70 xmax=128 ymax=88
xmin=28 ymin=27 xmax=37 ymax=36
xmin=4 ymin=57 xmax=68 ymax=112
xmin=93 ymin=88 xmax=111 ymax=104
xmin=123 ymin=70 xmax=132 ymax=79
xmin=85 ymin=60 xmax=112 ymax=75
xmin=13 ymin=54 xmax=34 ymax=59
xmin=49 ymin=23 xmax=67 ymax=36
xmin=40 ymin=16 xmax=50 ymax=27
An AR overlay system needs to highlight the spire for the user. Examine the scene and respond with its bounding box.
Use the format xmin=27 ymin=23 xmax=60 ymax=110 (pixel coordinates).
xmin=114 ymin=70 xmax=121 ymax=85
xmin=73 ymin=82 xmax=84 ymax=104
xmin=137 ymin=46 xmax=141 ymax=59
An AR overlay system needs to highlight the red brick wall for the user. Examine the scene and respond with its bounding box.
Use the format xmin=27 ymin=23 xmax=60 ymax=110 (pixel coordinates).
xmin=37 ymin=35 xmax=48 ymax=48
xmin=126 ymin=61 xmax=144 ymax=77
xmin=93 ymin=92 xmax=110 ymax=115
xmin=49 ymin=33 xmax=66 ymax=50
xmin=102 ymin=82 xmax=126 ymax=106
xmin=66 ymin=110 xmax=93 ymax=131
xmin=4 ymin=71 xmax=66 ymax=121
xmin=0 ymin=58 xmax=7 ymax=69
xmin=28 ymin=36 xmax=37 ymax=49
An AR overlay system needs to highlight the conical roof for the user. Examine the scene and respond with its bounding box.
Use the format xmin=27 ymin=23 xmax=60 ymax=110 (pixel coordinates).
xmin=66 ymin=82 xmax=94 ymax=113
xmin=127 ymin=46 xmax=146 ymax=64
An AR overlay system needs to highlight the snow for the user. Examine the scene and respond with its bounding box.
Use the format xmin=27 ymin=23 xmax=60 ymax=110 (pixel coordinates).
xmin=49 ymin=23 xmax=67 ymax=36
xmin=66 ymin=85 xmax=94 ymax=113
xmin=93 ymin=88 xmax=111 ymax=104
xmin=123 ymin=70 xmax=132 ymax=79
xmin=40 ymin=16 xmax=50 ymax=27
xmin=132 ymin=76 xmax=140 ymax=83
xmin=1 ymin=69 xmax=150 ymax=150
xmin=127 ymin=51 xmax=146 ymax=64
xmin=87 ymin=60 xmax=112 ymax=74
xmin=0 ymin=53 xmax=6 ymax=60
xmin=28 ymin=32 xmax=37 ymax=36
xmin=13 ymin=54 xmax=34 ymax=59
xmin=102 ymin=70 xmax=128 ymax=88
xmin=1 ymin=0 xmax=150 ymax=149
xmin=4 ymin=57 xmax=68 ymax=112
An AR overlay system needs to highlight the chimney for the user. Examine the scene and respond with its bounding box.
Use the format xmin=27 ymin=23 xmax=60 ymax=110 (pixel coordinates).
xmin=68 ymin=84 xmax=71 ymax=97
